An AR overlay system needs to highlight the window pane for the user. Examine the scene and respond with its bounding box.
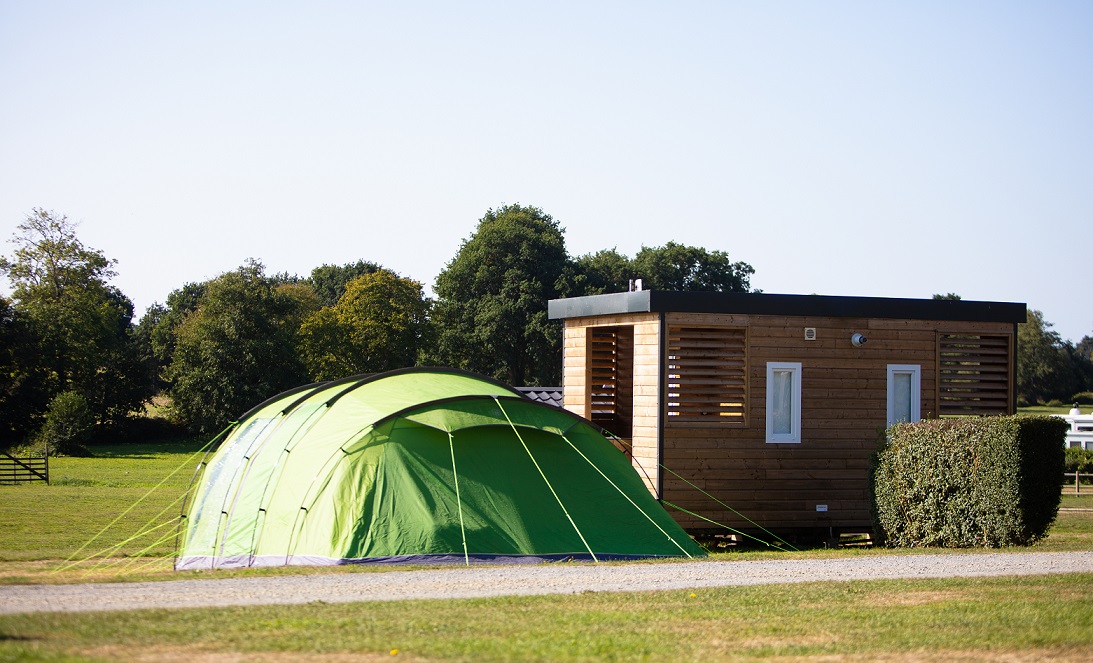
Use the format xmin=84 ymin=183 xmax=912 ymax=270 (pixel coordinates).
xmin=771 ymin=369 xmax=794 ymax=434
xmin=892 ymin=372 xmax=912 ymax=423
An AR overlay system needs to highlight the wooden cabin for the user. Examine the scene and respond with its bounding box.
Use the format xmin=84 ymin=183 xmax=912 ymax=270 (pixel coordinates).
xmin=548 ymin=291 xmax=1027 ymax=537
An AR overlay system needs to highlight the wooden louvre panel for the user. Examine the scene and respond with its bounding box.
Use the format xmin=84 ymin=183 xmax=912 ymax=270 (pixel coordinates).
xmin=938 ymin=333 xmax=1011 ymax=416
xmin=666 ymin=326 xmax=747 ymax=424
xmin=587 ymin=326 xmax=633 ymax=439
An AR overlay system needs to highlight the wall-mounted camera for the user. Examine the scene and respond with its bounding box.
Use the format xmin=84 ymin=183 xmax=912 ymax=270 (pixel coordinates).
xmin=851 ymin=333 xmax=868 ymax=347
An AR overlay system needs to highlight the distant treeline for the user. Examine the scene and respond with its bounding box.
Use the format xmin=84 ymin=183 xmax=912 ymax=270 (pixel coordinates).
xmin=0 ymin=204 xmax=755 ymax=448
xmin=2 ymin=206 xmax=1090 ymax=452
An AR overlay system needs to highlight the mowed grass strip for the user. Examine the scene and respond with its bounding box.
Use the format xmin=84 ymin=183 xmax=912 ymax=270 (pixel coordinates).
xmin=1 ymin=573 xmax=1092 ymax=662
xmin=2 ymin=443 xmax=1093 ymax=585
xmin=0 ymin=441 xmax=206 ymax=563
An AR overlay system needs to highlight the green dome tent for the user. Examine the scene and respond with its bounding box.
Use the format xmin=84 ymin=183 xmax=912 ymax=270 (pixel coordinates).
xmin=176 ymin=368 xmax=703 ymax=569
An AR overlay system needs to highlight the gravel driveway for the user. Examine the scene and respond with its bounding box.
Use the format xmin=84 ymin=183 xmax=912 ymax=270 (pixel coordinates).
xmin=3 ymin=551 xmax=1092 ymax=615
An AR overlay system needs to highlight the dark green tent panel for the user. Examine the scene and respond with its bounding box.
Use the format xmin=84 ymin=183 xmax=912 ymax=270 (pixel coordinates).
xmin=176 ymin=368 xmax=704 ymax=568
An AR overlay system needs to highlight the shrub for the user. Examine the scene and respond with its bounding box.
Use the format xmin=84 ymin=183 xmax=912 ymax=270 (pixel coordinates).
xmin=86 ymin=415 xmax=189 ymax=446
xmin=36 ymin=391 xmax=95 ymax=456
xmin=1064 ymin=447 xmax=1093 ymax=475
xmin=1044 ymin=399 xmax=1066 ymax=408
xmin=871 ymin=416 xmax=1067 ymax=547
xmin=1070 ymin=392 xmax=1093 ymax=407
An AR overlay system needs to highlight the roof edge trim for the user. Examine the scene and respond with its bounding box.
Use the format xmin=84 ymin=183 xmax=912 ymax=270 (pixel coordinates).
xmin=548 ymin=291 xmax=1026 ymax=324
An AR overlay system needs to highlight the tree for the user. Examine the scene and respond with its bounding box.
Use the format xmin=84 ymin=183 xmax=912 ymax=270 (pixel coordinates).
xmin=431 ymin=204 xmax=567 ymax=386
xmin=36 ymin=391 xmax=95 ymax=456
xmin=1063 ymin=341 xmax=1093 ymax=399
xmin=308 ymin=260 xmax=382 ymax=307
xmin=0 ymin=296 xmax=50 ymax=446
xmin=933 ymin=293 xmax=962 ymax=300
xmin=139 ymin=283 xmax=206 ymax=366
xmin=1017 ymin=309 xmax=1074 ymax=404
xmin=1077 ymin=335 xmax=1093 ymax=365
xmin=298 ymin=270 xmax=430 ymax=380
xmin=630 ymin=242 xmax=754 ymax=292
xmin=572 ymin=248 xmax=633 ymax=295
xmin=0 ymin=209 xmax=149 ymax=425
xmin=167 ymin=260 xmax=311 ymax=433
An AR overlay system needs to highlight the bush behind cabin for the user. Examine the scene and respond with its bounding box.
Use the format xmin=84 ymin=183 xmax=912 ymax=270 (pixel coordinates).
xmin=1064 ymin=447 xmax=1093 ymax=475
xmin=871 ymin=416 xmax=1067 ymax=547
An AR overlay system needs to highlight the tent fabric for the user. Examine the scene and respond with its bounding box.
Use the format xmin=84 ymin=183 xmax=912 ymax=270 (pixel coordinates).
xmin=176 ymin=367 xmax=704 ymax=569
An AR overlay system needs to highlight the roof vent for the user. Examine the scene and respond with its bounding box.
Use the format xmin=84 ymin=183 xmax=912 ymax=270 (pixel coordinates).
xmin=804 ymin=327 xmax=817 ymax=341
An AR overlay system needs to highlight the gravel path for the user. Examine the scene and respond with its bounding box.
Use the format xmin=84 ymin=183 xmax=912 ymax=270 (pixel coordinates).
xmin=3 ymin=551 xmax=1092 ymax=615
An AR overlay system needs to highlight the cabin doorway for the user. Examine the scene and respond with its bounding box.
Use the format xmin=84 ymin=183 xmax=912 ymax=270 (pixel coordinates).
xmin=587 ymin=326 xmax=635 ymax=450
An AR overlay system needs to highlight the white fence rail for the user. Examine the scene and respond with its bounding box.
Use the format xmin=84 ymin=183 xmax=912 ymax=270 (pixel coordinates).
xmin=1054 ymin=414 xmax=1093 ymax=451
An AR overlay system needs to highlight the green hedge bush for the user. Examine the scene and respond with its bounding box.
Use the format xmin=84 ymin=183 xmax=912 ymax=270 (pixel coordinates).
xmin=1070 ymin=392 xmax=1093 ymax=406
xmin=871 ymin=416 xmax=1067 ymax=547
xmin=36 ymin=391 xmax=95 ymax=457
xmin=1064 ymin=447 xmax=1093 ymax=475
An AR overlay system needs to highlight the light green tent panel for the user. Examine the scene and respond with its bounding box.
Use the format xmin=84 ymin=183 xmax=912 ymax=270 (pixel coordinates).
xmin=182 ymin=381 xmax=321 ymax=560
xmin=176 ymin=368 xmax=704 ymax=568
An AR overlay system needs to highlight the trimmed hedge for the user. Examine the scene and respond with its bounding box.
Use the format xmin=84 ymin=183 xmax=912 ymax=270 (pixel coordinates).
xmin=871 ymin=416 xmax=1067 ymax=547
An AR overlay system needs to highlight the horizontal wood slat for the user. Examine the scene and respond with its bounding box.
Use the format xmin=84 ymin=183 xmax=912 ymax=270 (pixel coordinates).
xmin=666 ymin=326 xmax=748 ymax=424
xmin=938 ymin=333 xmax=1012 ymax=416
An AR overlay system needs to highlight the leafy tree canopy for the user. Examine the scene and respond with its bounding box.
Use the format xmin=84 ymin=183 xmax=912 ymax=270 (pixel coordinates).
xmin=299 ymin=270 xmax=430 ymax=381
xmin=308 ymin=260 xmax=383 ymax=307
xmin=166 ymin=259 xmax=311 ymax=433
xmin=0 ymin=209 xmax=148 ymax=425
xmin=1 ymin=208 xmax=115 ymax=301
xmin=0 ymin=296 xmax=50 ymax=446
xmin=1077 ymin=335 xmax=1093 ymax=363
xmin=1018 ymin=309 xmax=1079 ymax=404
xmin=572 ymin=248 xmax=633 ymax=295
xmin=573 ymin=242 xmax=755 ymax=294
xmin=431 ymin=204 xmax=567 ymax=386
xmin=631 ymin=241 xmax=754 ymax=292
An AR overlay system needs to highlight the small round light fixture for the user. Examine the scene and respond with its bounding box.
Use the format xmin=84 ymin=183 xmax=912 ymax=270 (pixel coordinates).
xmin=851 ymin=333 xmax=868 ymax=347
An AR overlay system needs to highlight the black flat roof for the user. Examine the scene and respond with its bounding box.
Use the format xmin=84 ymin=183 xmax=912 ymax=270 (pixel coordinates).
xmin=548 ymin=291 xmax=1026 ymax=324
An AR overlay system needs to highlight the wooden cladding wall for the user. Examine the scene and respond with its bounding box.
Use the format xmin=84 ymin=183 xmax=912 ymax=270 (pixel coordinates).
xmin=659 ymin=313 xmax=1015 ymax=532
xmin=562 ymin=311 xmax=1015 ymax=532
xmin=937 ymin=333 xmax=1013 ymax=416
xmin=666 ymin=326 xmax=748 ymax=425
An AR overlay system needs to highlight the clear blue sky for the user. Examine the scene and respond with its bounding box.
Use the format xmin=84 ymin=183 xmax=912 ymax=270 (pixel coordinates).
xmin=2 ymin=2 xmax=1090 ymax=342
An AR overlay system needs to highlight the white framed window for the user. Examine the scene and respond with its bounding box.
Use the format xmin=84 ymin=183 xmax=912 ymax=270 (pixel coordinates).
xmin=766 ymin=362 xmax=802 ymax=444
xmin=887 ymin=364 xmax=921 ymax=427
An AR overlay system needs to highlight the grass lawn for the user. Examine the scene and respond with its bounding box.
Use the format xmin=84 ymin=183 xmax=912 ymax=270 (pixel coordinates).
xmin=2 ymin=440 xmax=1092 ymax=661
xmin=0 ymin=440 xmax=208 ymax=565
xmin=2 ymin=573 xmax=1092 ymax=662
xmin=1019 ymin=404 xmax=1081 ymax=416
